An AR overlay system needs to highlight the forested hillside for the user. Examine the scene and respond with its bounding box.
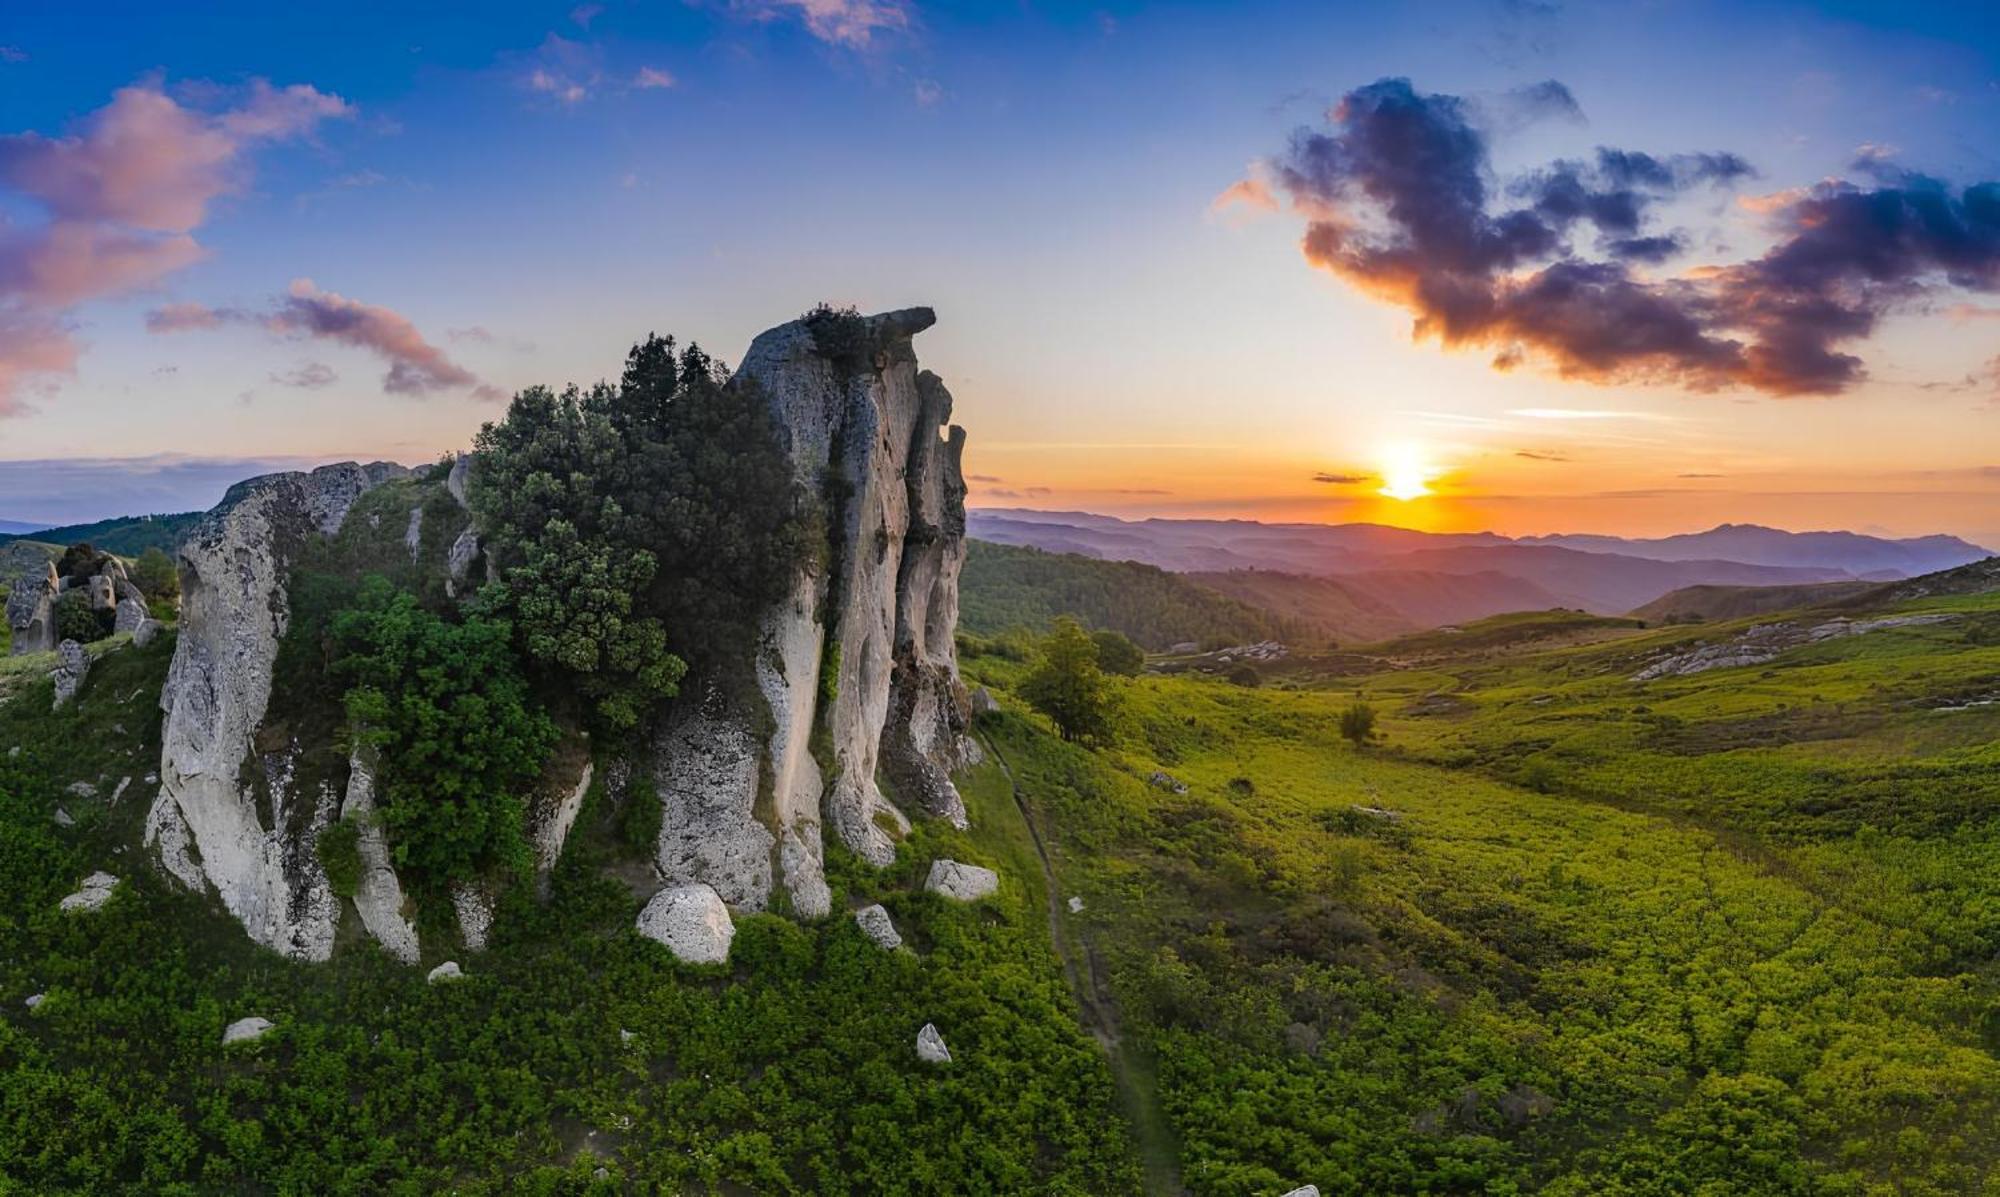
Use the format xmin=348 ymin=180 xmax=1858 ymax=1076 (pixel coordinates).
xmin=960 ymin=540 xmax=1300 ymax=649
xmin=0 ymin=512 xmax=200 ymax=557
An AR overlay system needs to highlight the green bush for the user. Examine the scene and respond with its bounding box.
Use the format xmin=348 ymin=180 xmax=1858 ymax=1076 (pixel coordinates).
xmin=1091 ymin=629 xmax=1145 ymax=677
xmin=53 ymin=591 xmax=105 ymax=643
xmin=618 ymin=774 xmax=662 ymax=854
xmin=1021 ymin=617 xmax=1116 ymax=743
xmin=317 ymin=816 xmax=364 ymax=898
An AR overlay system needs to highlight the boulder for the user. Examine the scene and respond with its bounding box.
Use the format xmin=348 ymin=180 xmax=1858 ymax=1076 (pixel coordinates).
xmin=114 ymin=596 xmax=149 ymax=635
xmin=453 ymin=882 xmax=495 ymax=952
xmin=23 ymin=993 xmax=43 ymax=1010
xmin=924 ymin=859 xmax=998 ymax=902
xmin=635 ymin=883 xmax=735 ymax=965
xmin=5 ymin=562 xmax=58 ymax=655
xmin=444 ymin=525 xmax=480 ymax=598
xmin=53 ymin=807 xmax=73 ymax=828
xmin=1148 ymin=770 xmax=1189 ymax=795
xmin=150 ymin=461 xmax=409 ymax=961
xmin=222 ymin=1016 xmax=275 ymax=1045
xmin=402 ymin=506 xmax=424 ymax=560
xmin=51 ymin=640 xmax=88 ymax=706
xmin=85 ymin=574 xmax=115 ymax=611
xmin=1067 ymin=895 xmax=1084 ymax=914
xmin=1280 ymin=1187 xmax=1321 ymax=1197
xmin=427 ymin=960 xmax=465 ymax=984
xmin=969 ymin=686 xmax=1000 ymax=717
xmin=114 ymin=578 xmax=145 ymax=605
xmin=853 ymin=903 xmax=902 ymax=950
xmin=59 ymin=871 xmax=118 ymax=913
xmin=915 ymin=1022 xmax=952 ymax=1065
xmin=132 ymin=618 xmax=161 ymax=647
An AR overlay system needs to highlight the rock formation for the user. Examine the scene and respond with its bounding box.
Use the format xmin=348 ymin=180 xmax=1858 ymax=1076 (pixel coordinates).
xmin=647 ymin=306 xmax=974 ymax=921
xmin=854 ymin=903 xmax=902 ymax=950
xmin=50 ymin=640 xmax=89 ymax=707
xmin=924 ymin=859 xmax=998 ymax=901
xmin=915 ymin=1022 xmax=952 ymax=1064
xmin=223 ymin=1016 xmax=275 ymax=1045
xmin=147 ymin=462 xmax=410 ymax=961
xmin=5 ymin=563 xmax=57 ymax=655
xmin=636 ymin=883 xmax=736 ymax=964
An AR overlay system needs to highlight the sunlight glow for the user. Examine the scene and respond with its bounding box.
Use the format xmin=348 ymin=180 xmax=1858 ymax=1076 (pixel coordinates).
xmin=1377 ymin=443 xmax=1438 ymax=501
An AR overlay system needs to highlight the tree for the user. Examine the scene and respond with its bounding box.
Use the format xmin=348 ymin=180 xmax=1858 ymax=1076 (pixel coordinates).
xmin=1021 ymin=617 xmax=1116 ymax=743
xmin=469 ymin=336 xmax=815 ymax=728
xmin=1339 ymin=700 xmax=1377 ymax=748
xmin=329 ymin=576 xmax=558 ymax=889
xmin=53 ymin=591 xmax=106 ymax=643
xmin=131 ymin=547 xmax=179 ymax=601
xmin=1090 ymin=629 xmax=1145 ymax=677
xmin=56 ymin=542 xmax=104 ymax=582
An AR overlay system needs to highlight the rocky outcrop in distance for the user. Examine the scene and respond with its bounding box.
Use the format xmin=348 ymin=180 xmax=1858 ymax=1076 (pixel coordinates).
xmin=141 ymin=307 xmax=977 ymax=966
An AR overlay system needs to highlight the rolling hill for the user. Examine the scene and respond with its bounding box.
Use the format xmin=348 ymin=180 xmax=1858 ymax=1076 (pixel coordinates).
xmin=959 ymin=540 xmax=1300 ymax=648
xmin=0 ymin=511 xmax=201 ymax=557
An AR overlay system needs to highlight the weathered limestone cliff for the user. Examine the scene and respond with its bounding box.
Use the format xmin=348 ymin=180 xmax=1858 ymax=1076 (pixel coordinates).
xmin=148 ymin=462 xmax=410 ymax=960
xmin=647 ymin=307 xmax=974 ymax=915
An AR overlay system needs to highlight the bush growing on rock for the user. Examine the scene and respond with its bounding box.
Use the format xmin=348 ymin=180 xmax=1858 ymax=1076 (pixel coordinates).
xmin=317 ymin=816 xmax=363 ymax=899
xmin=330 ymin=576 xmax=557 ymax=889
xmin=53 ymin=591 xmax=106 ymax=644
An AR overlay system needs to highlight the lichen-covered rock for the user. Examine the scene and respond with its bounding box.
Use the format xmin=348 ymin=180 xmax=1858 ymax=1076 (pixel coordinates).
xmin=339 ymin=746 xmax=420 ymax=964
xmin=1279 ymin=1186 xmax=1321 ymax=1197
xmin=924 ymin=859 xmax=998 ymax=901
xmin=59 ymin=871 xmax=119 ymax=913
xmin=446 ymin=454 xmax=471 ymax=507
xmin=5 ymin=562 xmax=57 ymax=656
xmin=151 ymin=461 xmax=408 ymax=961
xmin=50 ymin=640 xmax=89 ymax=707
xmin=969 ymin=686 xmax=1000 ymax=717
xmin=114 ymin=596 xmax=149 ymax=635
xmin=453 ymin=882 xmax=495 ymax=952
xmin=427 ymin=960 xmax=465 ymax=984
xmin=636 ymin=883 xmax=735 ymax=964
xmin=444 ymin=525 xmax=480 ymax=598
xmin=853 ymin=903 xmax=902 ymax=950
xmin=915 ymin=1022 xmax=952 ymax=1064
xmin=222 ymin=1016 xmax=275 ymax=1045
xmin=651 ymin=690 xmax=776 ymax=909
xmin=402 ymin=506 xmax=424 ymax=560
xmin=132 ymin=618 xmax=161 ymax=647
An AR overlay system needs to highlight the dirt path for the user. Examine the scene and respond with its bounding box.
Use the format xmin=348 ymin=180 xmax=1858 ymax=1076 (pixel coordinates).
xmin=977 ymin=732 xmax=1184 ymax=1195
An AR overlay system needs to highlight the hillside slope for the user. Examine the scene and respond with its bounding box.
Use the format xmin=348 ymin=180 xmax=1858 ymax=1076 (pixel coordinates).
xmin=960 ymin=540 xmax=1299 ymax=648
xmin=0 ymin=511 xmax=201 ymax=557
xmin=1631 ymin=579 xmax=1879 ymax=622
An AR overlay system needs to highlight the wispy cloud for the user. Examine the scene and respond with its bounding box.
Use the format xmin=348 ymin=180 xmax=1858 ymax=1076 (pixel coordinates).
xmin=1311 ymin=471 xmax=1370 ymax=484
xmin=724 ymin=0 xmax=914 ymax=49
xmin=634 ymin=66 xmax=677 ymax=90
xmin=147 ymin=279 xmax=499 ymax=400
xmin=271 ymin=361 xmax=337 ymax=389
xmin=0 ymin=78 xmax=350 ymax=414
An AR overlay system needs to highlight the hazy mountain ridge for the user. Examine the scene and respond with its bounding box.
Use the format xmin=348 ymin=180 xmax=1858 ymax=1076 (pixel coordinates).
xmin=969 ymin=509 xmax=1992 ymax=623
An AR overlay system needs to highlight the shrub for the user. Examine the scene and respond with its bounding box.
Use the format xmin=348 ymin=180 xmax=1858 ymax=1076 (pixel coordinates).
xmin=1339 ymin=700 xmax=1377 ymax=748
xmin=132 ymin=546 xmax=179 ymax=601
xmin=317 ymin=816 xmax=364 ymax=898
xmin=1090 ymin=629 xmax=1145 ymax=677
xmin=1227 ymin=664 xmax=1262 ymax=688
xmin=618 ymin=775 xmax=663 ymax=854
xmin=53 ymin=591 xmax=105 ymax=644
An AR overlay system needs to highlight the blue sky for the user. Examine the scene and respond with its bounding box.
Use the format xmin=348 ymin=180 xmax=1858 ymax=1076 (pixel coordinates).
xmin=1 ymin=0 xmax=1996 ymax=542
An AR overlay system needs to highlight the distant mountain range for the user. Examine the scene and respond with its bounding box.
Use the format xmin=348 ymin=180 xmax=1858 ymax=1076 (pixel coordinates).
xmin=968 ymin=509 xmax=1993 ymax=628
xmin=0 ymin=519 xmax=52 ymax=536
xmin=0 ymin=511 xmax=201 ymax=557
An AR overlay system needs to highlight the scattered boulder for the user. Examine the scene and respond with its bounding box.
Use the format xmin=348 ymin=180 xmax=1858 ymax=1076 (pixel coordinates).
xmin=853 ymin=903 xmax=902 ymax=950
xmin=59 ymin=871 xmax=119 ymax=913
xmin=427 ymin=961 xmax=465 ymax=984
xmin=51 ymin=639 xmax=89 ymax=707
xmin=924 ymin=859 xmax=998 ymax=902
xmin=132 ymin=618 xmax=160 ymax=647
xmin=636 ymin=883 xmax=736 ymax=965
xmin=222 ymin=1016 xmax=275 ymax=1045
xmin=969 ymin=686 xmax=1000 ymax=717
xmin=1168 ymin=641 xmax=1199 ymax=655
xmin=5 ymin=562 xmax=58 ymax=656
xmin=114 ymin=596 xmax=149 ymax=635
xmin=619 ymin=1028 xmax=637 ymax=1045
xmin=1148 ymin=770 xmax=1189 ymax=795
xmin=23 ymin=993 xmax=43 ymax=1010
xmin=445 ymin=526 xmax=480 ymax=598
xmin=109 ymin=776 xmax=131 ymax=805
xmin=53 ymin=807 xmax=73 ymax=828
xmin=65 ymin=780 xmax=97 ymax=799
xmin=915 ymin=1022 xmax=952 ymax=1065
xmin=1066 ymin=895 xmax=1084 ymax=914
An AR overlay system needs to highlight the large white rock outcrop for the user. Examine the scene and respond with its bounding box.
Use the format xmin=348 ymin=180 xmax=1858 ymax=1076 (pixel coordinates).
xmin=648 ymin=307 xmax=974 ymax=910
xmin=147 ymin=462 xmax=407 ymax=961
xmin=5 ymin=562 xmax=58 ymax=656
xmin=924 ymin=859 xmax=998 ymax=901
xmin=338 ymin=746 xmax=420 ymax=965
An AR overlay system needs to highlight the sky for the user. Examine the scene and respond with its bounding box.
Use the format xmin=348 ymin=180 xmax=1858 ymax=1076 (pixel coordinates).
xmin=0 ymin=0 xmax=1996 ymax=546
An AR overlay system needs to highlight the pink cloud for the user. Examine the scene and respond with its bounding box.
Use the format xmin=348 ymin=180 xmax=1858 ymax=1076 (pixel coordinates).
xmin=148 ymin=280 xmax=495 ymax=400
xmin=0 ymin=79 xmax=351 ymax=413
xmin=729 ymin=0 xmax=912 ymax=49
xmin=634 ymin=66 xmax=677 ymax=90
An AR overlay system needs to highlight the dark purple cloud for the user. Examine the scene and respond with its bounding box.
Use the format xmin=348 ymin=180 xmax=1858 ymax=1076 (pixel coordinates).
xmin=1254 ymin=76 xmax=2000 ymax=396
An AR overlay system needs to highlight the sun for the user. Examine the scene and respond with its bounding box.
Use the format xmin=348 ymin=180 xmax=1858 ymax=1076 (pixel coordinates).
xmin=1377 ymin=443 xmax=1437 ymax=501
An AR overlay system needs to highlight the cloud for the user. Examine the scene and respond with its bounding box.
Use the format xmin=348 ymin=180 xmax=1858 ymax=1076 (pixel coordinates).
xmin=1514 ymin=449 xmax=1570 ymax=461
xmin=148 ymin=279 xmax=495 ymax=399
xmin=1212 ymin=176 xmax=1277 ymax=214
xmin=634 ymin=66 xmax=677 ymax=90
xmin=0 ymin=47 xmax=25 ymax=64
xmin=522 ymin=35 xmax=601 ymax=105
xmin=1311 ymin=471 xmax=1369 ymax=484
xmin=570 ymin=3 xmax=605 ymax=28
xmin=726 ymin=0 xmax=913 ymax=49
xmin=966 ymin=473 xmax=1004 ymax=483
xmin=1678 ymin=472 xmax=1724 ymax=478
xmin=0 ymin=79 xmax=350 ymax=413
xmin=1259 ymin=76 xmax=2000 ymax=397
xmin=913 ymin=79 xmax=944 ymax=107
xmin=271 ymin=361 xmax=337 ymax=389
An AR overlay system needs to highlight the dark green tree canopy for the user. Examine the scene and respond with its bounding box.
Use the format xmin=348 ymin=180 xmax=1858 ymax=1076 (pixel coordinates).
xmin=1021 ymin=617 xmax=1117 ymax=744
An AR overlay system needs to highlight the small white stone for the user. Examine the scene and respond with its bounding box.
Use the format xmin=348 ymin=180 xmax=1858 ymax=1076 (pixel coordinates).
xmin=924 ymin=859 xmax=998 ymax=902
xmin=1279 ymin=1186 xmax=1321 ymax=1197
xmin=23 ymin=993 xmax=43 ymax=1010
xmin=853 ymin=904 xmax=902 ymax=950
xmin=619 ymin=1029 xmax=637 ymax=1045
xmin=223 ymin=1016 xmax=275 ymax=1045
xmin=427 ymin=961 xmax=465 ymax=984
xmin=916 ymin=1022 xmax=952 ymax=1064
xmin=635 ymin=883 xmax=735 ymax=965
xmin=59 ymin=871 xmax=118 ymax=913
xmin=52 ymin=807 xmax=74 ymax=828
xmin=1066 ymin=895 xmax=1084 ymax=914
